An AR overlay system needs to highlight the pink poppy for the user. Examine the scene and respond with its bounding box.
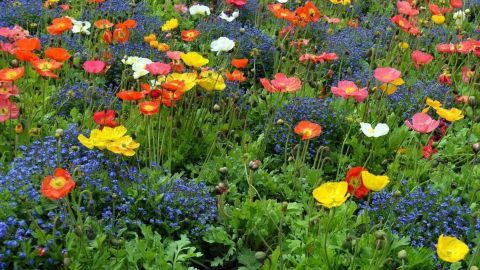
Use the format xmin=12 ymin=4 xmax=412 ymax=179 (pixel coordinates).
xmin=0 ymin=82 xmax=19 ymax=98
xmin=166 ymin=51 xmax=181 ymax=61
xmin=374 ymin=67 xmax=401 ymax=83
xmin=83 ymin=60 xmax=106 ymax=74
xmin=60 ymin=4 xmax=70 ymax=11
xmin=324 ymin=15 xmax=341 ymax=24
xmin=260 ymin=73 xmax=301 ymax=93
xmin=146 ymin=62 xmax=171 ymax=75
xmin=456 ymin=40 xmax=476 ymax=54
xmin=405 ymin=113 xmax=440 ymax=133
xmin=174 ymin=4 xmax=188 ymax=13
xmin=0 ymin=98 xmax=20 ymax=122
xmin=226 ymin=0 xmax=246 ymax=8
xmin=411 ymin=50 xmax=433 ymax=69
xmin=0 ymin=42 xmax=15 ymax=54
xmin=331 ymin=81 xmax=368 ymax=102
xmin=461 ymin=66 xmax=474 ymax=82
xmin=436 ymin=43 xmax=456 ymax=54
xmin=397 ymin=1 xmax=419 ymax=16
xmin=279 ymin=25 xmax=295 ymax=38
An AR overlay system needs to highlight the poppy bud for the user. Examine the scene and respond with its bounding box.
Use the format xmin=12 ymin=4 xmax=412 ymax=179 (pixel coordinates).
xmin=29 ymin=127 xmax=41 ymax=137
xmin=472 ymin=143 xmax=480 ymax=153
xmin=55 ymin=128 xmax=64 ymax=138
xmin=397 ymin=250 xmax=407 ymax=259
xmin=276 ymin=119 xmax=284 ymax=125
xmin=10 ymin=59 xmax=19 ymax=68
xmin=15 ymin=123 xmax=23 ymax=134
xmin=215 ymin=182 xmax=228 ymax=195
xmin=219 ymin=167 xmax=228 ymax=174
xmin=374 ymin=230 xmax=386 ymax=240
xmin=281 ymin=201 xmax=288 ymax=213
xmin=468 ymin=96 xmax=477 ymax=107
xmin=249 ymin=160 xmax=260 ymax=171
xmin=63 ymin=257 xmax=71 ymax=267
xmin=213 ymin=104 xmax=221 ymax=112
xmin=37 ymin=246 xmax=46 ymax=256
xmin=239 ymin=28 xmax=245 ymax=33
xmin=255 ymin=251 xmax=267 ymax=261
xmin=470 ymin=267 xmax=479 ymax=270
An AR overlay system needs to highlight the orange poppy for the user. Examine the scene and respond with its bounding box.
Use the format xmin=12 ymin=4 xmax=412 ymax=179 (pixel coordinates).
xmin=113 ymin=26 xmax=130 ymax=43
xmin=181 ymin=30 xmax=200 ymax=42
xmin=117 ymin=90 xmax=145 ymax=101
xmin=15 ymin=38 xmax=41 ymax=51
xmin=32 ymin=59 xmax=63 ymax=78
xmin=273 ymin=8 xmax=296 ymax=21
xmin=14 ymin=50 xmax=40 ymax=62
xmin=231 ymin=58 xmax=248 ymax=69
xmin=293 ymin=120 xmax=322 ymax=140
xmin=161 ymin=90 xmax=183 ymax=107
xmin=225 ymin=69 xmax=246 ymax=82
xmin=162 ymin=80 xmax=185 ymax=92
xmin=295 ymin=2 xmax=320 ymax=23
xmin=41 ymin=168 xmax=76 ymax=200
xmin=47 ymin=17 xmax=73 ymax=35
xmin=45 ymin=47 xmax=71 ymax=62
xmin=139 ymin=101 xmax=160 ymax=115
xmin=88 ymin=0 xmax=106 ymax=3
xmin=117 ymin=19 xmax=137 ymax=29
xmin=0 ymin=67 xmax=25 ymax=81
xmin=94 ymin=19 xmax=114 ymax=29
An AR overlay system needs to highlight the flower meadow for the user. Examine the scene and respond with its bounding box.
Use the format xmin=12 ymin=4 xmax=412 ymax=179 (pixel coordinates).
xmin=0 ymin=0 xmax=479 ymax=269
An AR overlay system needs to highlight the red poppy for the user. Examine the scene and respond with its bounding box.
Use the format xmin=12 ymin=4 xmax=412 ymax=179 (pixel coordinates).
xmin=117 ymin=19 xmax=137 ymax=29
xmin=411 ymin=50 xmax=433 ymax=69
xmin=117 ymin=90 xmax=145 ymax=101
xmin=231 ymin=58 xmax=248 ymax=69
xmin=345 ymin=166 xmax=369 ymax=199
xmin=102 ymin=30 xmax=113 ymax=44
xmin=293 ymin=120 xmax=321 ymax=140
xmin=32 ymin=59 xmax=63 ymax=78
xmin=93 ymin=109 xmax=118 ymax=127
xmin=161 ymin=90 xmax=183 ymax=107
xmin=139 ymin=101 xmax=160 ymax=115
xmin=45 ymin=47 xmax=71 ymax=62
xmin=0 ymin=67 xmax=25 ymax=81
xmin=181 ymin=30 xmax=200 ymax=42
xmin=41 ymin=168 xmax=76 ymax=200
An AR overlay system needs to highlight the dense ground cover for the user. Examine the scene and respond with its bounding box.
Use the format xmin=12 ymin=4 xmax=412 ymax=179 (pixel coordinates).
xmin=0 ymin=0 xmax=479 ymax=269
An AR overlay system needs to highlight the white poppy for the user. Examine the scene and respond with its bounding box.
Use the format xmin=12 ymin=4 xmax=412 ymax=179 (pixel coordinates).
xmin=189 ymin=4 xmax=211 ymax=16
xmin=277 ymin=0 xmax=288 ymax=3
xmin=210 ymin=37 xmax=235 ymax=54
xmin=453 ymin=10 xmax=467 ymax=27
xmin=71 ymin=19 xmax=91 ymax=35
xmin=131 ymin=58 xmax=153 ymax=79
xmin=219 ymin=10 xmax=239 ymax=22
xmin=360 ymin=122 xmax=389 ymax=138
xmin=122 ymin=56 xmax=140 ymax=65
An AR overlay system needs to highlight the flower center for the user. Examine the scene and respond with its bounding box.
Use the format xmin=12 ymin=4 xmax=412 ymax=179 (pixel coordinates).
xmin=50 ymin=176 xmax=66 ymax=190
xmin=345 ymin=86 xmax=356 ymax=94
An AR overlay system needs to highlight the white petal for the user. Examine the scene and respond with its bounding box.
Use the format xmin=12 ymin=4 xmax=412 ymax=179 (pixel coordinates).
xmin=373 ymin=123 xmax=389 ymax=137
xmin=360 ymin=122 xmax=374 ymax=137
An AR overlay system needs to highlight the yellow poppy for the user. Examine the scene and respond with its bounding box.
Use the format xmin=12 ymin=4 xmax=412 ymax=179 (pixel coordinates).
xmin=161 ymin=18 xmax=178 ymax=32
xmin=435 ymin=107 xmax=464 ymax=122
xmin=197 ymin=70 xmax=226 ymax=91
xmin=361 ymin=171 xmax=389 ymax=191
xmin=180 ymin=52 xmax=209 ymax=68
xmin=437 ymin=235 xmax=469 ymax=263
xmin=312 ymin=182 xmax=349 ymax=209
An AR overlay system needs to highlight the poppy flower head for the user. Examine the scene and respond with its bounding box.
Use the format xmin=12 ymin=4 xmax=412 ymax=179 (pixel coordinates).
xmin=181 ymin=30 xmax=200 ymax=42
xmin=374 ymin=67 xmax=401 ymax=83
xmin=139 ymin=101 xmax=160 ymax=115
xmin=45 ymin=47 xmax=71 ymax=62
xmin=93 ymin=109 xmax=118 ymax=128
xmin=260 ymin=73 xmax=302 ymax=93
xmin=231 ymin=58 xmax=248 ymax=69
xmin=83 ymin=60 xmax=107 ymax=74
xmin=41 ymin=168 xmax=76 ymax=200
xmin=117 ymin=90 xmax=145 ymax=101
xmin=345 ymin=166 xmax=369 ymax=199
xmin=47 ymin=17 xmax=73 ymax=35
xmin=294 ymin=120 xmax=322 ymax=140
xmin=0 ymin=67 xmax=25 ymax=81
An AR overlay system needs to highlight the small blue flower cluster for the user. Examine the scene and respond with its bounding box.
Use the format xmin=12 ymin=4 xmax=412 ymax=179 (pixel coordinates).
xmin=359 ymin=185 xmax=479 ymax=249
xmin=388 ymin=79 xmax=453 ymax=119
xmin=142 ymin=178 xmax=217 ymax=237
xmin=269 ymin=97 xmax=345 ymax=157
xmin=0 ymin=0 xmax=60 ymax=27
xmin=197 ymin=18 xmax=276 ymax=77
xmin=0 ymin=125 xmax=141 ymax=267
xmin=53 ymin=81 xmax=118 ymax=116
